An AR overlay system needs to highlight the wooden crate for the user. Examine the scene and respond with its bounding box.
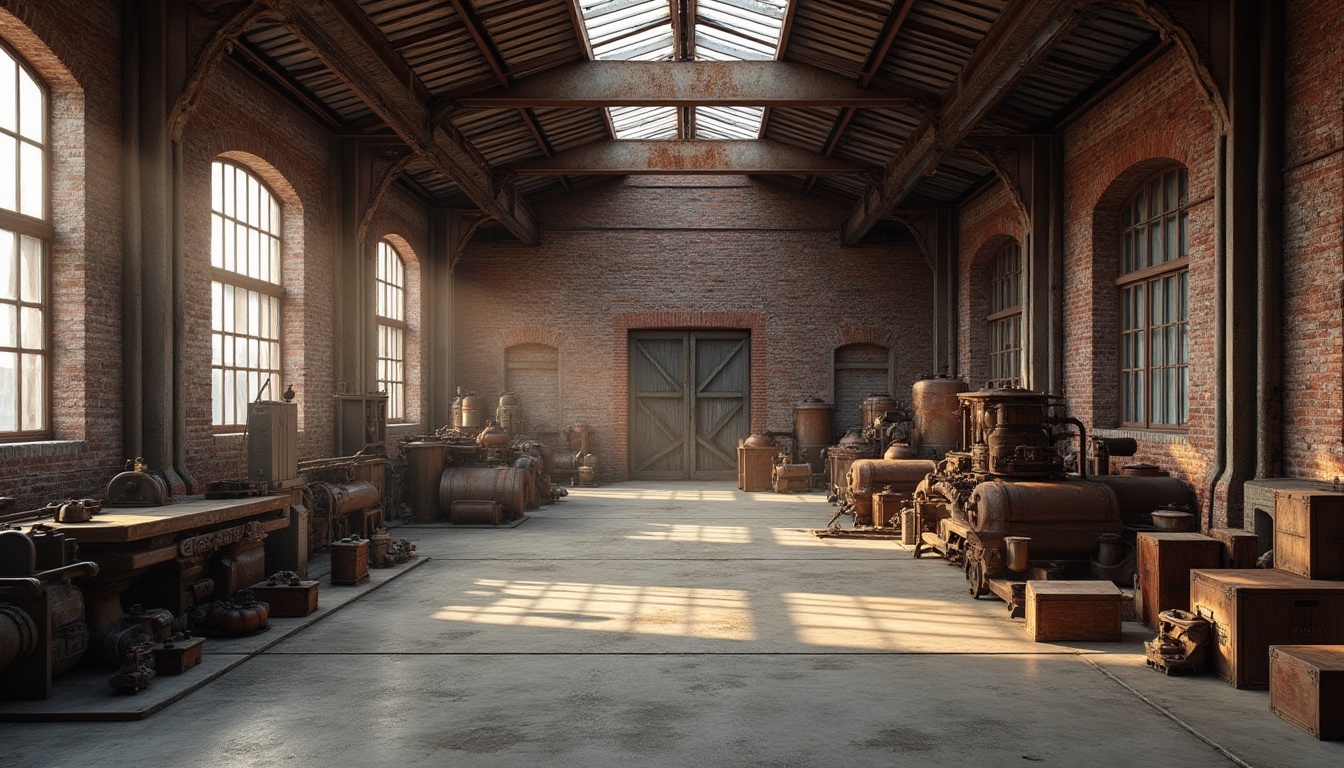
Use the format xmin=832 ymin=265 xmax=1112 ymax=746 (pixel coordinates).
xmin=1025 ymin=581 xmax=1122 ymax=642
xmin=152 ymin=636 xmax=204 ymax=676
xmin=330 ymin=538 xmax=369 ymax=586
xmin=1190 ymin=569 xmax=1344 ymax=689
xmin=251 ymin=580 xmax=320 ymax=617
xmin=1137 ymin=532 xmax=1223 ymax=630
xmin=1209 ymin=527 xmax=1260 ymax=569
xmin=737 ymin=444 xmax=776 ymax=492
xmin=1274 ymin=490 xmax=1344 ymax=580
xmin=1269 ymin=645 xmax=1344 ymax=740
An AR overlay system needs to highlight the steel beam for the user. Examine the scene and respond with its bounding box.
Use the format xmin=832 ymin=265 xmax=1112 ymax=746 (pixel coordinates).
xmin=509 ymin=140 xmax=871 ymax=175
xmin=841 ymin=0 xmax=1085 ymax=245
xmin=269 ymin=0 xmax=540 ymax=244
xmin=454 ymin=60 xmax=919 ymax=109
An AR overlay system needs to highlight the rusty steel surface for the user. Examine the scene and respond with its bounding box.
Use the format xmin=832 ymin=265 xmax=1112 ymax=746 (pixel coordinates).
xmin=911 ymin=376 xmax=968 ymax=458
xmin=455 ymin=60 xmax=916 ymax=108
xmin=439 ymin=466 xmax=527 ymax=519
xmin=510 ymin=139 xmax=871 ymax=175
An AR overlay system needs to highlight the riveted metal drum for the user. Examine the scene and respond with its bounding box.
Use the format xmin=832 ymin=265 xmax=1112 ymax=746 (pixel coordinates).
xmin=439 ymin=467 xmax=528 ymax=520
xmin=793 ymin=398 xmax=834 ymax=477
xmin=460 ymin=393 xmax=487 ymax=430
xmin=911 ymin=376 xmax=969 ymax=459
xmin=404 ymin=441 xmax=448 ymax=523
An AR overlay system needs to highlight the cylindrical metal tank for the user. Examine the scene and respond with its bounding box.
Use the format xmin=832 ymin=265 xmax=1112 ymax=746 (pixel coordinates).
xmin=911 ymin=376 xmax=969 ymax=458
xmin=404 ymin=441 xmax=448 ymax=523
xmin=451 ymin=389 xmax=464 ymax=428
xmin=460 ymin=392 xmax=487 ymax=430
xmin=327 ymin=480 xmax=380 ymax=515
xmin=847 ymin=458 xmax=937 ymax=526
xmin=1087 ymin=474 xmax=1196 ymax=528
xmin=497 ymin=391 xmax=523 ymax=434
xmin=860 ymin=394 xmax=900 ymax=432
xmin=967 ymin=480 xmax=1122 ymax=558
xmin=793 ymin=398 xmax=834 ymax=476
xmin=439 ymin=466 xmax=527 ymax=520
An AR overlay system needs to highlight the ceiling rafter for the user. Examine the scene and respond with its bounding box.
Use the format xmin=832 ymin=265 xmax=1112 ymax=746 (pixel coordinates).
xmin=841 ymin=0 xmax=1087 ymax=245
xmin=447 ymin=0 xmax=510 ymax=88
xmin=267 ymin=0 xmax=540 ymax=244
xmin=453 ymin=60 xmax=918 ymax=108
xmin=508 ymin=139 xmax=873 ymax=175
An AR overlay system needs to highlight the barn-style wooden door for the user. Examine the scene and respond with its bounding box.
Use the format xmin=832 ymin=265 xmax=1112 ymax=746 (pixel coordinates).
xmin=630 ymin=331 xmax=749 ymax=480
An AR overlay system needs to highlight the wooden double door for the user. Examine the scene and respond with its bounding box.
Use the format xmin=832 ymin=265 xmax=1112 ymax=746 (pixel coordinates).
xmin=629 ymin=331 xmax=750 ymax=480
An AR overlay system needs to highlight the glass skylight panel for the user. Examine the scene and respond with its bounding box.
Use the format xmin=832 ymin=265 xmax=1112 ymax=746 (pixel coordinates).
xmin=581 ymin=0 xmax=674 ymax=61
xmin=580 ymin=0 xmax=791 ymax=140
xmin=609 ymin=105 xmax=680 ymax=139
xmin=696 ymin=106 xmax=765 ymax=139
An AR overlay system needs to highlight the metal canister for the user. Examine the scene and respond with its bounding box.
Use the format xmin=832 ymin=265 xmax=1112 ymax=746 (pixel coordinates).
xmin=497 ymin=391 xmax=523 ymax=434
xmin=911 ymin=376 xmax=969 ymax=458
xmin=792 ymin=398 xmax=834 ymax=476
xmin=451 ymin=388 xmax=464 ymax=428
xmin=860 ymin=394 xmax=900 ymax=432
xmin=460 ymin=392 xmax=487 ymax=430
xmin=404 ymin=441 xmax=448 ymax=523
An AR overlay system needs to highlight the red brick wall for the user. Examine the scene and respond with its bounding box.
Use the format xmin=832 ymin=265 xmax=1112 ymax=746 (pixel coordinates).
xmin=1282 ymin=0 xmax=1344 ymax=480
xmin=1056 ymin=48 xmax=1219 ymax=513
xmin=453 ymin=176 xmax=935 ymax=479
xmin=0 ymin=1 xmax=125 ymax=507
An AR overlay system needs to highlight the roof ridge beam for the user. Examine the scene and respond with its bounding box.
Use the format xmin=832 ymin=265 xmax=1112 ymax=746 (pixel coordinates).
xmin=454 ymin=60 xmax=923 ymax=108
xmin=840 ymin=0 xmax=1087 ymax=245
xmin=508 ymin=139 xmax=875 ymax=175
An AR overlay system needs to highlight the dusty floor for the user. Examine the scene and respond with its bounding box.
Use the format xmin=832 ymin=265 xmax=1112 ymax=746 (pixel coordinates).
xmin=2 ymin=482 xmax=1339 ymax=767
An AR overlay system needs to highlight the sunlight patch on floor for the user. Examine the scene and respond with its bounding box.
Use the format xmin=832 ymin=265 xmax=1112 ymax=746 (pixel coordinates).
xmin=626 ymin=523 xmax=752 ymax=543
xmin=434 ymin=579 xmax=756 ymax=640
xmin=571 ymin=488 xmax=739 ymax=502
xmin=783 ymin=592 xmax=1022 ymax=650
xmin=769 ymin=527 xmax=910 ymax=550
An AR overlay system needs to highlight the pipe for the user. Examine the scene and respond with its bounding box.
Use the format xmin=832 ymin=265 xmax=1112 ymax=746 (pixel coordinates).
xmin=1255 ymin=0 xmax=1284 ymax=479
xmin=1046 ymin=416 xmax=1087 ymax=478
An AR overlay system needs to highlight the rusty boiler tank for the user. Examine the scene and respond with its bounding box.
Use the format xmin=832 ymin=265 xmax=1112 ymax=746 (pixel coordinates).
xmin=496 ymin=391 xmax=524 ymax=434
xmin=846 ymin=458 xmax=936 ymax=526
xmin=911 ymin=375 xmax=969 ymax=459
xmin=459 ymin=392 xmax=487 ymax=430
xmin=792 ymin=398 xmax=833 ymax=481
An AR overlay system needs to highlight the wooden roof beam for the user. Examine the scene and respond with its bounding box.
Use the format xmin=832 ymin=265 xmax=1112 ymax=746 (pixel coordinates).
xmin=508 ymin=139 xmax=873 ymax=175
xmin=841 ymin=0 xmax=1086 ymax=245
xmin=270 ymin=0 xmax=539 ymax=245
xmin=454 ymin=60 xmax=920 ymax=108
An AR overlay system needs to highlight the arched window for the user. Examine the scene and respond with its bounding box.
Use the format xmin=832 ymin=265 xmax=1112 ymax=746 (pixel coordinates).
xmin=0 ymin=45 xmax=48 ymax=437
xmin=376 ymin=240 xmax=406 ymax=422
xmin=211 ymin=159 xmax=282 ymax=428
xmin=1119 ymin=166 xmax=1189 ymax=428
xmin=987 ymin=242 xmax=1022 ymax=389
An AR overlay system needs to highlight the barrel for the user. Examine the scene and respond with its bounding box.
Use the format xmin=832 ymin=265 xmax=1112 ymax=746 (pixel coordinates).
xmin=439 ymin=467 xmax=527 ymax=520
xmin=793 ymin=398 xmax=834 ymax=475
xmin=404 ymin=442 xmax=447 ymax=523
xmin=911 ymin=376 xmax=969 ymax=458
xmin=460 ymin=393 xmax=487 ymax=430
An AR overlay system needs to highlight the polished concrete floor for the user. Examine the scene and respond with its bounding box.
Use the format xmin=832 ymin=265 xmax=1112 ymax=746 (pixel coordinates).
xmin=3 ymin=482 xmax=1339 ymax=767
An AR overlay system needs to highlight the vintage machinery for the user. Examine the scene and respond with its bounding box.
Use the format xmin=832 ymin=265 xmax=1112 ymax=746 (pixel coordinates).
xmin=0 ymin=529 xmax=99 ymax=700
xmin=910 ymin=387 xmax=1195 ymax=615
xmin=105 ymin=458 xmax=170 ymax=507
xmin=496 ymin=391 xmax=524 ymax=434
xmin=910 ymin=375 xmax=970 ymax=459
xmin=845 ymin=458 xmax=936 ymax=526
xmin=459 ymin=391 xmax=487 ymax=430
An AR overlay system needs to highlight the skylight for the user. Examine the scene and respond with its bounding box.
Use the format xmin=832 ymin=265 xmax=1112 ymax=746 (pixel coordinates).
xmin=580 ymin=0 xmax=789 ymax=140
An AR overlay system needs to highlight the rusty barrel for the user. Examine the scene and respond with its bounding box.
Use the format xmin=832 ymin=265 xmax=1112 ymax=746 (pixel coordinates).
xmin=439 ymin=466 xmax=527 ymax=520
xmin=860 ymin=394 xmax=900 ymax=432
xmin=847 ymin=459 xmax=937 ymax=526
xmin=326 ymin=480 xmax=380 ymax=515
xmin=793 ymin=398 xmax=834 ymax=476
xmin=460 ymin=393 xmax=487 ymax=430
xmin=967 ymin=480 xmax=1122 ymax=559
xmin=404 ymin=441 xmax=448 ymax=523
xmin=911 ymin=376 xmax=969 ymax=459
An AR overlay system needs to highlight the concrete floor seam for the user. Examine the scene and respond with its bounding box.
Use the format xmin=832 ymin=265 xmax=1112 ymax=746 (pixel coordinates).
xmin=1081 ymin=654 xmax=1257 ymax=768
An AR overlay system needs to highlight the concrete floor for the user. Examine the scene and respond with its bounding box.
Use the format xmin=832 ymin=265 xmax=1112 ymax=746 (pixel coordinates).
xmin=3 ymin=482 xmax=1340 ymax=767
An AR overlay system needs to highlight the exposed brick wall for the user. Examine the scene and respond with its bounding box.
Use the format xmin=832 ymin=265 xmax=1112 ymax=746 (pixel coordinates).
xmin=367 ymin=182 xmax=429 ymax=441
xmin=1282 ymin=0 xmax=1344 ymax=480
xmin=454 ymin=176 xmax=935 ymax=480
xmin=1058 ymin=47 xmax=1219 ymax=516
xmin=0 ymin=1 xmax=124 ymax=507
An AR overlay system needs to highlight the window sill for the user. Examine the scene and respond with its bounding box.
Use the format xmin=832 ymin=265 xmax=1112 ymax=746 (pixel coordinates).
xmin=0 ymin=440 xmax=86 ymax=460
xmin=1093 ymin=427 xmax=1188 ymax=446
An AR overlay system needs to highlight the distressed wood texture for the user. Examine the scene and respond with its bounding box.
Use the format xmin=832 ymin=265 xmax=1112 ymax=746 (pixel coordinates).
xmin=1274 ymin=490 xmax=1344 ymax=580
xmin=1136 ymin=532 xmax=1223 ymax=630
xmin=1269 ymin=645 xmax=1344 ymax=740
xmin=1024 ymin=580 xmax=1122 ymax=643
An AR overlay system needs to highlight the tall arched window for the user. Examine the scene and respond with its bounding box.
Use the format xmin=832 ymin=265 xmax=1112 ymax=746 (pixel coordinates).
xmin=987 ymin=242 xmax=1022 ymax=389
xmin=376 ymin=240 xmax=406 ymax=422
xmin=211 ymin=159 xmax=282 ymax=429
xmin=0 ymin=45 xmax=47 ymax=438
xmin=1119 ymin=166 xmax=1189 ymax=428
